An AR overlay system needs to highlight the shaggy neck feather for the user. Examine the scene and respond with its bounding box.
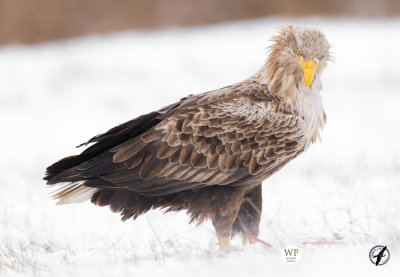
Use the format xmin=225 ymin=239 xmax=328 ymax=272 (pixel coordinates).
xmin=253 ymin=51 xmax=326 ymax=147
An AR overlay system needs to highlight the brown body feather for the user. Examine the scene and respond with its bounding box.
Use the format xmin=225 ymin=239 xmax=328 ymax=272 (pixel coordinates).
xmin=45 ymin=25 xmax=330 ymax=248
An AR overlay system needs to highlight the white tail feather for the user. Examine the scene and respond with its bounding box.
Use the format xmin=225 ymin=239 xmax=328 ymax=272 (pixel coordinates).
xmin=51 ymin=182 xmax=99 ymax=205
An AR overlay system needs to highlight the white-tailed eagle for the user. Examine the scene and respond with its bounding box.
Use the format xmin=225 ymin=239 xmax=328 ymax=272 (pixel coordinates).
xmin=45 ymin=25 xmax=331 ymax=249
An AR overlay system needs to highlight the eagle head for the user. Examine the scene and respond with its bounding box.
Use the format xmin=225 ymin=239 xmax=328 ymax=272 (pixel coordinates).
xmin=265 ymin=25 xmax=331 ymax=94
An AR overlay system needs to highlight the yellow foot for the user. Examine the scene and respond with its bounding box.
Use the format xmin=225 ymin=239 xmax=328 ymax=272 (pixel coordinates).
xmin=217 ymin=236 xmax=229 ymax=250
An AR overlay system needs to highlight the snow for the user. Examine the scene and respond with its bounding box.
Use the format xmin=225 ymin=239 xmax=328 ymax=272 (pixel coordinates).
xmin=0 ymin=17 xmax=400 ymax=276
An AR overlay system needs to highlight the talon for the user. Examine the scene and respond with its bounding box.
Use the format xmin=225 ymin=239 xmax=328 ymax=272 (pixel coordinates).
xmin=246 ymin=234 xmax=273 ymax=247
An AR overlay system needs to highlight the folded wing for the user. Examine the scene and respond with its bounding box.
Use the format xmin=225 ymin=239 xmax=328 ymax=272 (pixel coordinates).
xmin=45 ymin=80 xmax=306 ymax=198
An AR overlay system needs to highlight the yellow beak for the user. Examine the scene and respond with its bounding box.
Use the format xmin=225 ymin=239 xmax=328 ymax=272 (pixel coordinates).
xmin=296 ymin=56 xmax=317 ymax=88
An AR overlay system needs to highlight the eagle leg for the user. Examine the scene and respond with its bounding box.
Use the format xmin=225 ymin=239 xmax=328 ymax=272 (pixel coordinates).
xmin=232 ymin=183 xmax=262 ymax=243
xmin=207 ymin=186 xmax=245 ymax=250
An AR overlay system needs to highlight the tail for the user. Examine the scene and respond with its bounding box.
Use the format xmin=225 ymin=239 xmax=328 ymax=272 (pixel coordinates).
xmin=44 ymin=109 xmax=178 ymax=211
xmin=51 ymin=181 xmax=99 ymax=205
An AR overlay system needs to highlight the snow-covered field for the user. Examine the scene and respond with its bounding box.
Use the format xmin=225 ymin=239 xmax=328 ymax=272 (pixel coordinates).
xmin=0 ymin=17 xmax=399 ymax=276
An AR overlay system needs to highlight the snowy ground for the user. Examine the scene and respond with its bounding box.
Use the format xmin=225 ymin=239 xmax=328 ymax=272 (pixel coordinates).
xmin=0 ymin=17 xmax=399 ymax=276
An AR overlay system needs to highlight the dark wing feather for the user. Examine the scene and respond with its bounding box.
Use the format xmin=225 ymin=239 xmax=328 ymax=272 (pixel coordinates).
xmin=44 ymin=103 xmax=179 ymax=181
xmin=46 ymin=80 xmax=306 ymax=197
